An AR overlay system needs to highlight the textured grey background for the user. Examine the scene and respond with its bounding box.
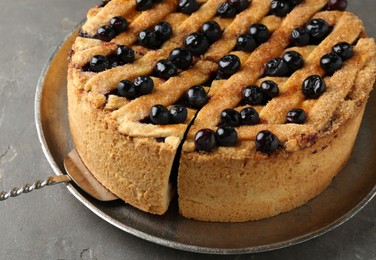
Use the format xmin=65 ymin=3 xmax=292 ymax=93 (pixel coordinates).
xmin=0 ymin=0 xmax=375 ymax=259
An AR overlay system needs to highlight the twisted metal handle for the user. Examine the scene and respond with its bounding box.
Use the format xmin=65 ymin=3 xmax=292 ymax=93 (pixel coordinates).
xmin=0 ymin=175 xmax=70 ymax=201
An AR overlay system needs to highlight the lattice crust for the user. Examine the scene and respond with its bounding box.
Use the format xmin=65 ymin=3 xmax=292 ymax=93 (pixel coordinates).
xmin=69 ymin=0 xmax=376 ymax=152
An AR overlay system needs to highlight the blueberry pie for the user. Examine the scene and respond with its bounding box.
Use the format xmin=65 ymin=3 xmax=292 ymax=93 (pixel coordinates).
xmin=68 ymin=0 xmax=376 ymax=222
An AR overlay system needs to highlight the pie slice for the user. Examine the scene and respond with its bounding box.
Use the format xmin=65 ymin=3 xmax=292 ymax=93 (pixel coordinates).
xmin=67 ymin=0 xmax=376 ymax=221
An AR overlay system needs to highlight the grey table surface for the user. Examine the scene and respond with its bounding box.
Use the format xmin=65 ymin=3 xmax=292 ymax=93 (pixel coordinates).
xmin=0 ymin=0 xmax=375 ymax=259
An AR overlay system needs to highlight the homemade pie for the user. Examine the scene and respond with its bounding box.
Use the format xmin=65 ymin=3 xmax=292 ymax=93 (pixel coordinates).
xmin=67 ymin=0 xmax=376 ymax=222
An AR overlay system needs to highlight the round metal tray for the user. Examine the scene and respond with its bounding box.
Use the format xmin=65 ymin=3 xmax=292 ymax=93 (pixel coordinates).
xmin=34 ymin=27 xmax=376 ymax=254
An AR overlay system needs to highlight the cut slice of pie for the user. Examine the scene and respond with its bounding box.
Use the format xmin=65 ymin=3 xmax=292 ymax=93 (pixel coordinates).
xmin=67 ymin=0 xmax=376 ymax=221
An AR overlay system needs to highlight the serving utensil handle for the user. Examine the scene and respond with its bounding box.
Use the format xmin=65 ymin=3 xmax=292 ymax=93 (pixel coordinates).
xmin=0 ymin=175 xmax=70 ymax=201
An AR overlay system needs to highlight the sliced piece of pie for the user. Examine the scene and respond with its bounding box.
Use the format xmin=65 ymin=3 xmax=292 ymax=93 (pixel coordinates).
xmin=67 ymin=0 xmax=376 ymax=221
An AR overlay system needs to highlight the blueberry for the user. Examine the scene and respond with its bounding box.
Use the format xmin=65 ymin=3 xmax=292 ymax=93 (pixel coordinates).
xmin=116 ymin=45 xmax=135 ymax=64
xmin=260 ymin=80 xmax=279 ymax=98
xmin=270 ymin=0 xmax=293 ymax=17
xmin=229 ymin=0 xmax=250 ymax=12
xmin=326 ymin=0 xmax=348 ymax=11
xmin=117 ymin=80 xmax=138 ymax=99
xmin=240 ymin=107 xmax=259 ymax=125
xmin=138 ymin=29 xmax=159 ymax=49
xmin=237 ymin=34 xmax=257 ymax=52
xmin=216 ymin=125 xmax=238 ymax=147
xmin=89 ymin=55 xmax=111 ymax=72
xmin=150 ymin=105 xmax=170 ymax=125
xmin=255 ymin=130 xmax=280 ymax=154
xmin=243 ymin=85 xmax=265 ymax=105
xmin=283 ymin=51 xmax=304 ymax=72
xmin=168 ymin=48 xmax=193 ymax=70
xmin=99 ymin=0 xmax=111 ymax=7
xmin=154 ymin=22 xmax=173 ymax=42
xmin=320 ymin=53 xmax=342 ymax=74
xmin=194 ymin=129 xmax=217 ymax=152
xmin=249 ymin=24 xmax=270 ymax=44
xmin=218 ymin=54 xmax=241 ymax=77
xmin=184 ymin=33 xmax=210 ymax=56
xmin=220 ymin=109 xmax=242 ymax=127
xmin=217 ymin=2 xmax=237 ymax=18
xmin=306 ymin=19 xmax=331 ymax=42
xmin=291 ymin=0 xmax=303 ymax=4
xmin=290 ymin=28 xmax=311 ymax=46
xmin=286 ymin=108 xmax=307 ymax=124
xmin=302 ymin=75 xmax=326 ymax=99
xmin=136 ymin=0 xmax=153 ymax=11
xmin=186 ymin=85 xmax=208 ymax=109
xmin=265 ymin=58 xmax=289 ymax=77
xmin=201 ymin=21 xmax=222 ymax=43
xmin=154 ymin=59 xmax=178 ymax=79
xmin=178 ymin=0 xmax=199 ymax=14
xmin=97 ymin=25 xmax=117 ymax=42
xmin=332 ymin=42 xmax=353 ymax=60
xmin=169 ymin=104 xmax=188 ymax=124
xmin=133 ymin=76 xmax=154 ymax=95
xmin=110 ymin=16 xmax=129 ymax=33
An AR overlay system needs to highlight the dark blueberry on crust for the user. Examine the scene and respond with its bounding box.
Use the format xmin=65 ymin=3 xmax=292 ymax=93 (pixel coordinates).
xmin=168 ymin=48 xmax=193 ymax=70
xmin=229 ymin=0 xmax=250 ymax=12
xmin=154 ymin=59 xmax=178 ymax=79
xmin=186 ymin=85 xmax=208 ymax=109
xmin=117 ymin=80 xmax=138 ymax=99
xmin=216 ymin=125 xmax=238 ymax=147
xmin=283 ymin=51 xmax=304 ymax=72
xmin=150 ymin=105 xmax=170 ymax=125
xmin=97 ymin=25 xmax=117 ymax=42
xmin=218 ymin=54 xmax=241 ymax=77
xmin=169 ymin=104 xmax=188 ymax=124
xmin=240 ymin=107 xmax=259 ymax=125
xmin=136 ymin=0 xmax=153 ymax=11
xmin=89 ymin=55 xmax=111 ymax=72
xmin=217 ymin=2 xmax=237 ymax=18
xmin=332 ymin=42 xmax=353 ymax=60
xmin=291 ymin=0 xmax=303 ymax=5
xmin=220 ymin=109 xmax=242 ymax=127
xmin=243 ymin=85 xmax=265 ymax=105
xmin=286 ymin=109 xmax=307 ymax=124
xmin=178 ymin=0 xmax=200 ymax=14
xmin=302 ymin=75 xmax=326 ymax=99
xmin=195 ymin=129 xmax=218 ymax=152
xmin=154 ymin=22 xmax=173 ymax=42
xmin=134 ymin=76 xmax=154 ymax=95
xmin=201 ymin=21 xmax=222 ymax=43
xmin=255 ymin=130 xmax=280 ymax=154
xmin=184 ymin=33 xmax=210 ymax=56
xmin=249 ymin=24 xmax=270 ymax=44
xmin=320 ymin=53 xmax=342 ymax=74
xmin=306 ymin=19 xmax=331 ymax=42
xmin=237 ymin=34 xmax=257 ymax=52
xmin=260 ymin=80 xmax=279 ymax=99
xmin=99 ymin=0 xmax=111 ymax=7
xmin=138 ymin=29 xmax=159 ymax=49
xmin=270 ymin=0 xmax=293 ymax=17
xmin=116 ymin=45 xmax=135 ymax=64
xmin=326 ymin=0 xmax=348 ymax=11
xmin=110 ymin=16 xmax=129 ymax=33
xmin=265 ymin=58 xmax=289 ymax=77
xmin=290 ymin=28 xmax=311 ymax=46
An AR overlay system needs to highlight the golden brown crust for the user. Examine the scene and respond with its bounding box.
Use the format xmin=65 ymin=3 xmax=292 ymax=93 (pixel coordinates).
xmin=67 ymin=0 xmax=376 ymax=221
xmin=68 ymin=70 xmax=177 ymax=214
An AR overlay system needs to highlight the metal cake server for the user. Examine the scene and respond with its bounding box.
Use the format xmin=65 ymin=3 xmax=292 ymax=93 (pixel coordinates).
xmin=0 ymin=149 xmax=118 ymax=202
